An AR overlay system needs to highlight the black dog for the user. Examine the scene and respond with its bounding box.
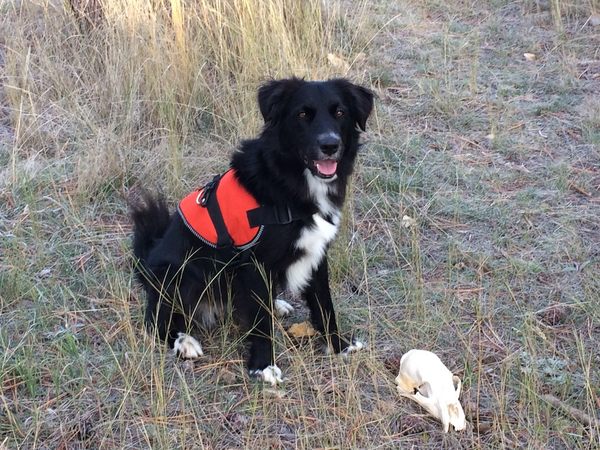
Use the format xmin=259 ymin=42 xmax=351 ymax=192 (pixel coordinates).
xmin=131 ymin=78 xmax=374 ymax=385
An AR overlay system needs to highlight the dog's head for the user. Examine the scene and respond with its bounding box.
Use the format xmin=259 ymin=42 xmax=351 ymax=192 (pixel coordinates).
xmin=258 ymin=78 xmax=374 ymax=181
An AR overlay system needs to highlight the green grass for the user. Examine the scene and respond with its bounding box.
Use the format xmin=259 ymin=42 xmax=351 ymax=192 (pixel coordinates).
xmin=1 ymin=0 xmax=600 ymax=448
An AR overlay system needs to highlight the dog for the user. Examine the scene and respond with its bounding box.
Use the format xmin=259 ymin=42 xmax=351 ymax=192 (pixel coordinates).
xmin=130 ymin=77 xmax=374 ymax=385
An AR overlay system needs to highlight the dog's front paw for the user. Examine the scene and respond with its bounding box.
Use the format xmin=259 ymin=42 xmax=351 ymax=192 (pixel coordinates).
xmin=249 ymin=365 xmax=284 ymax=386
xmin=341 ymin=339 xmax=365 ymax=357
xmin=323 ymin=335 xmax=364 ymax=355
xmin=174 ymin=333 xmax=203 ymax=359
xmin=274 ymin=298 xmax=294 ymax=317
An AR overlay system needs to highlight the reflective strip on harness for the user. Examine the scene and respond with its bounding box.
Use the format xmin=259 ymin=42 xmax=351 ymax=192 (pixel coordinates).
xmin=177 ymin=170 xmax=263 ymax=250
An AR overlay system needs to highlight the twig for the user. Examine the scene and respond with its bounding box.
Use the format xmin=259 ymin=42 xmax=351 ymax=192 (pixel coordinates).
xmin=541 ymin=394 xmax=598 ymax=427
xmin=569 ymin=183 xmax=592 ymax=197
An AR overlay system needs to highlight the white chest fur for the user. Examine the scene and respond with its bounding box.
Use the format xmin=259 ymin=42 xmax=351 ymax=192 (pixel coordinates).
xmin=286 ymin=213 xmax=339 ymax=294
xmin=286 ymin=170 xmax=341 ymax=294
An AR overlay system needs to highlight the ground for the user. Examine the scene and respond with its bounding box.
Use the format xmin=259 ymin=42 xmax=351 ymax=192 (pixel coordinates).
xmin=1 ymin=0 xmax=599 ymax=449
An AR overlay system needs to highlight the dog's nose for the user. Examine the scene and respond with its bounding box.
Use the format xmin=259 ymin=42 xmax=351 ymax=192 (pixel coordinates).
xmin=318 ymin=134 xmax=340 ymax=155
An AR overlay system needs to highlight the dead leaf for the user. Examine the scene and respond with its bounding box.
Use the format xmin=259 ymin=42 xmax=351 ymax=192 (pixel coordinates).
xmin=523 ymin=53 xmax=536 ymax=61
xmin=287 ymin=321 xmax=316 ymax=338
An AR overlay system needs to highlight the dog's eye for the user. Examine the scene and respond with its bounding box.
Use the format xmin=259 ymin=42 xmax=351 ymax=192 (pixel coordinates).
xmin=335 ymin=108 xmax=345 ymax=118
xmin=298 ymin=111 xmax=307 ymax=119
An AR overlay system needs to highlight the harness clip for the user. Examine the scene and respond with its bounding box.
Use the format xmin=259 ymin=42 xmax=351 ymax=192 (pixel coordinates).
xmin=196 ymin=174 xmax=221 ymax=207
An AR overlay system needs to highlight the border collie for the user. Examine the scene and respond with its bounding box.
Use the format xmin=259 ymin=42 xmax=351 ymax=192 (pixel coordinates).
xmin=131 ymin=78 xmax=374 ymax=385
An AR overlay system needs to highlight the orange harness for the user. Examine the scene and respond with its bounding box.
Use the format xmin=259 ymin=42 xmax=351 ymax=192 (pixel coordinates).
xmin=178 ymin=170 xmax=263 ymax=250
xmin=178 ymin=169 xmax=311 ymax=251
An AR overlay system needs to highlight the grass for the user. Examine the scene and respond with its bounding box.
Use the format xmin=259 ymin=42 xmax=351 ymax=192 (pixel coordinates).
xmin=1 ymin=0 xmax=599 ymax=448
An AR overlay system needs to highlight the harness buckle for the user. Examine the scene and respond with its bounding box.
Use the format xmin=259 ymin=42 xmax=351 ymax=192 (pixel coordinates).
xmin=274 ymin=205 xmax=293 ymax=224
xmin=196 ymin=174 xmax=221 ymax=207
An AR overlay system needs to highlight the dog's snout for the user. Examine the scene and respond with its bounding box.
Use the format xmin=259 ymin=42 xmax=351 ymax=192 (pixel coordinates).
xmin=318 ymin=133 xmax=340 ymax=155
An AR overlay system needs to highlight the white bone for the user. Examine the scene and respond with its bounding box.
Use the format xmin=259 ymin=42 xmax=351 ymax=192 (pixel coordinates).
xmin=395 ymin=349 xmax=466 ymax=432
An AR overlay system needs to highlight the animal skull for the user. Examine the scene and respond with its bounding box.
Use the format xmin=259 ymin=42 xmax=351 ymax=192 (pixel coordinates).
xmin=395 ymin=349 xmax=467 ymax=432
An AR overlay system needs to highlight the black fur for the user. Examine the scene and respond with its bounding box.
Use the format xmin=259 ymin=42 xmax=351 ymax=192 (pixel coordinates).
xmin=131 ymin=78 xmax=374 ymax=376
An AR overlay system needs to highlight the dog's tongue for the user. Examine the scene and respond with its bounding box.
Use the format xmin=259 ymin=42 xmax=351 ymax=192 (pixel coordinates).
xmin=315 ymin=160 xmax=337 ymax=176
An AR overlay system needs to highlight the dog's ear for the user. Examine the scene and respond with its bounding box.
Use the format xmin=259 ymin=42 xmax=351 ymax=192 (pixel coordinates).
xmin=258 ymin=78 xmax=303 ymax=124
xmin=333 ymin=79 xmax=375 ymax=131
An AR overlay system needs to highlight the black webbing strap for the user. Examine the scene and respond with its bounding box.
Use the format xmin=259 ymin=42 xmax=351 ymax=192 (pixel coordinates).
xmin=246 ymin=204 xmax=309 ymax=227
xmin=200 ymin=175 xmax=234 ymax=249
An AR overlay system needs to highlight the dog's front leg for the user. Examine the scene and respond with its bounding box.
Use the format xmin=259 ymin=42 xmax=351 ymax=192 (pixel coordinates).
xmin=236 ymin=265 xmax=283 ymax=386
xmin=303 ymin=259 xmax=363 ymax=354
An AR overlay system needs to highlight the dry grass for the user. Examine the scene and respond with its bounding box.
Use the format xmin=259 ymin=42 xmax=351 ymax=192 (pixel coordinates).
xmin=1 ymin=0 xmax=600 ymax=448
xmin=2 ymin=0 xmax=369 ymax=195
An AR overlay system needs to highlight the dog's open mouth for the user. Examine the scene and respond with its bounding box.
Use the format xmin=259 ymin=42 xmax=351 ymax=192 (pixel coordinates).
xmin=313 ymin=159 xmax=338 ymax=178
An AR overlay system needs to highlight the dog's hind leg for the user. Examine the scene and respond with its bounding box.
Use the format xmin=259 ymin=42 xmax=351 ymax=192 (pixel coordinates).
xmin=143 ymin=267 xmax=204 ymax=359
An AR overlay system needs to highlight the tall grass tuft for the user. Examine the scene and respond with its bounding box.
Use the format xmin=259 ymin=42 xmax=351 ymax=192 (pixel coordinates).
xmin=2 ymin=0 xmax=366 ymax=193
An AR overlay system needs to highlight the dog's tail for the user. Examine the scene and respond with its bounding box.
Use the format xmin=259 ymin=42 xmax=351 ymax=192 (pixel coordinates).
xmin=130 ymin=191 xmax=171 ymax=272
